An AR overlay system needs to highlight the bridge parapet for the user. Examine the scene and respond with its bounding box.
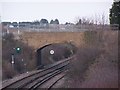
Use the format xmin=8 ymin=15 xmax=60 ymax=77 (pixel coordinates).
xmin=20 ymin=32 xmax=84 ymax=49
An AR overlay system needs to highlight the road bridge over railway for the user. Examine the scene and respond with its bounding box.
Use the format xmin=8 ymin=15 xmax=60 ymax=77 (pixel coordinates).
xmin=19 ymin=32 xmax=85 ymax=49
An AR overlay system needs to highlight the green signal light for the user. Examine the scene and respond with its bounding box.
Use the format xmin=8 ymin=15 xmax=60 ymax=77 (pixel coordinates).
xmin=16 ymin=47 xmax=21 ymax=53
xmin=17 ymin=47 xmax=20 ymax=51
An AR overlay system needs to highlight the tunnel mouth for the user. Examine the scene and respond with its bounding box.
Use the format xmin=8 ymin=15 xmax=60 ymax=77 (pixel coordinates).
xmin=36 ymin=42 xmax=77 ymax=69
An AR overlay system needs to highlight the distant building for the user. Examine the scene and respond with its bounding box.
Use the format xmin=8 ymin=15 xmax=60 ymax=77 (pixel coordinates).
xmin=2 ymin=22 xmax=11 ymax=26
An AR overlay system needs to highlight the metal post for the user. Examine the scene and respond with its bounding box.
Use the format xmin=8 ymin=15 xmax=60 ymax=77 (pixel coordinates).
xmin=11 ymin=54 xmax=15 ymax=69
xmin=18 ymin=23 xmax=20 ymax=35
xmin=7 ymin=24 xmax=9 ymax=34
xmin=24 ymin=63 xmax=26 ymax=72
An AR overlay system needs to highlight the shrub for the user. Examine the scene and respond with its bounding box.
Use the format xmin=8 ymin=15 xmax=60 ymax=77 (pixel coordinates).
xmin=2 ymin=33 xmax=36 ymax=80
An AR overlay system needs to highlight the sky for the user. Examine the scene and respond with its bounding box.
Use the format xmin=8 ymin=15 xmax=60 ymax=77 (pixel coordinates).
xmin=0 ymin=0 xmax=113 ymax=24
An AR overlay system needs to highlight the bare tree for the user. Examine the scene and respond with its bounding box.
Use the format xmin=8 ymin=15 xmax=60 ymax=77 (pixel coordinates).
xmin=94 ymin=14 xmax=98 ymax=25
xmin=101 ymin=13 xmax=105 ymax=25
xmin=74 ymin=16 xmax=81 ymax=24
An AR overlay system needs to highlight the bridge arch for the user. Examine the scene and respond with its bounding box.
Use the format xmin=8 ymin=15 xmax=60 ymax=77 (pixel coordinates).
xmin=36 ymin=42 xmax=77 ymax=69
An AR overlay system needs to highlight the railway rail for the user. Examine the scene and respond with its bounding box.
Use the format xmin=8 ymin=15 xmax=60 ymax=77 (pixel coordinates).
xmin=2 ymin=56 xmax=74 ymax=89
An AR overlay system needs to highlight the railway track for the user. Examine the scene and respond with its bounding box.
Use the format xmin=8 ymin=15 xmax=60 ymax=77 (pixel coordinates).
xmin=2 ymin=56 xmax=74 ymax=89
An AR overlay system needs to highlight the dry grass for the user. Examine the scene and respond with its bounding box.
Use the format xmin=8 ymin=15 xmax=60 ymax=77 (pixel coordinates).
xmin=64 ymin=46 xmax=102 ymax=88
xmin=80 ymin=31 xmax=118 ymax=88
xmin=64 ymin=30 xmax=118 ymax=88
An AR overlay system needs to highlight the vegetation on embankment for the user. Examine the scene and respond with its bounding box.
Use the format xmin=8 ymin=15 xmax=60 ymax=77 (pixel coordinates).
xmin=2 ymin=33 xmax=36 ymax=80
xmin=63 ymin=30 xmax=118 ymax=88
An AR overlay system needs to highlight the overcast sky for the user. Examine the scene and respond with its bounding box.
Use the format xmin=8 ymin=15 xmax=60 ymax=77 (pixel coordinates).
xmin=0 ymin=0 xmax=113 ymax=24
